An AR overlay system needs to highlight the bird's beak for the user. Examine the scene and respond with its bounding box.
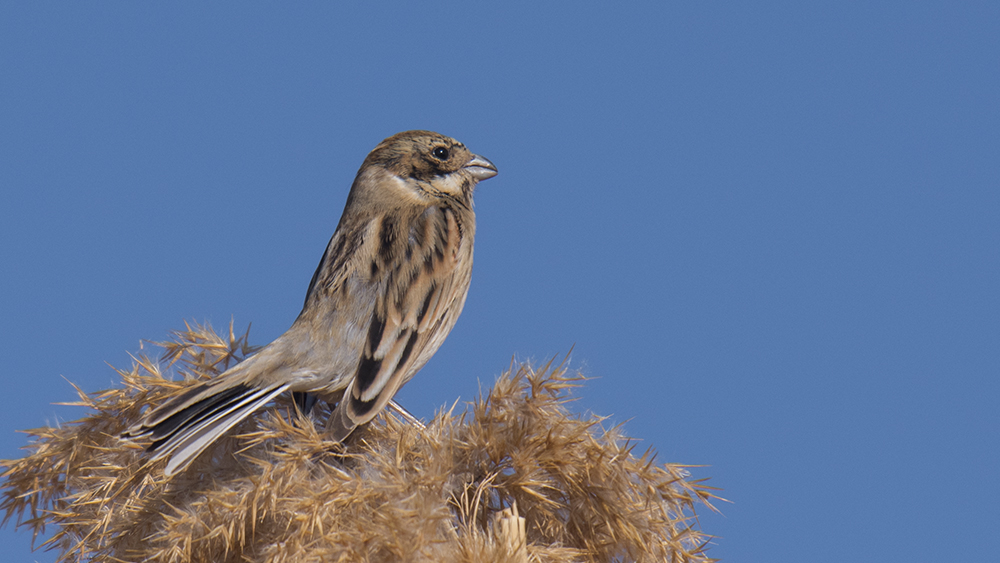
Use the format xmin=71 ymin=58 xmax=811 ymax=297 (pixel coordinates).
xmin=464 ymin=154 xmax=498 ymax=180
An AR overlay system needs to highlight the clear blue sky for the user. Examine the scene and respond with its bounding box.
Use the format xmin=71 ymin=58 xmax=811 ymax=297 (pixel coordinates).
xmin=2 ymin=3 xmax=997 ymax=561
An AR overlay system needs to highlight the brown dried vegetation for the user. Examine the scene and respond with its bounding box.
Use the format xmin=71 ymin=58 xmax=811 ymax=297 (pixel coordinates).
xmin=1 ymin=322 xmax=718 ymax=562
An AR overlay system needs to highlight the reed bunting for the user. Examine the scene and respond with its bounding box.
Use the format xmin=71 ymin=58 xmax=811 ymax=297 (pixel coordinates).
xmin=123 ymin=130 xmax=497 ymax=475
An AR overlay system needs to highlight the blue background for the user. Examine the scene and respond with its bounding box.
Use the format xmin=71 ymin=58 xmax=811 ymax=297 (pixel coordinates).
xmin=2 ymin=3 xmax=998 ymax=561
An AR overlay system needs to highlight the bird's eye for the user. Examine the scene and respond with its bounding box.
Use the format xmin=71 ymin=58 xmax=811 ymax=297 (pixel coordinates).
xmin=432 ymin=146 xmax=450 ymax=160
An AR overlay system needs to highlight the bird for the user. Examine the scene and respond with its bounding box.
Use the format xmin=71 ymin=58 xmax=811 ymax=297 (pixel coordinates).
xmin=122 ymin=130 xmax=498 ymax=476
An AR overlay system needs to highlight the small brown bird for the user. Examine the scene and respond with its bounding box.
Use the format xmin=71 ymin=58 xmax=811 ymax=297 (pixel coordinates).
xmin=123 ymin=130 xmax=497 ymax=475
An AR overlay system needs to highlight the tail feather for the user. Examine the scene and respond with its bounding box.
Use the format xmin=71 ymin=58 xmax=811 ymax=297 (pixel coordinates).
xmin=157 ymin=385 xmax=289 ymax=476
xmin=144 ymin=384 xmax=255 ymax=448
xmin=123 ymin=381 xmax=290 ymax=476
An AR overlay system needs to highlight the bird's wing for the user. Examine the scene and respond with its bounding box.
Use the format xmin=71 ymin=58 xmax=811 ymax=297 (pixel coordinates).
xmin=302 ymin=222 xmax=365 ymax=310
xmin=327 ymin=204 xmax=470 ymax=441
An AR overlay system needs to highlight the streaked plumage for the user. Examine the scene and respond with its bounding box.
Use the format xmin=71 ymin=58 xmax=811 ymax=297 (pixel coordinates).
xmin=123 ymin=130 xmax=497 ymax=475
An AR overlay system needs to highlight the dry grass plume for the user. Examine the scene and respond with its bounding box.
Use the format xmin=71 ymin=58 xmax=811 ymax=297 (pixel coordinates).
xmin=1 ymin=321 xmax=719 ymax=562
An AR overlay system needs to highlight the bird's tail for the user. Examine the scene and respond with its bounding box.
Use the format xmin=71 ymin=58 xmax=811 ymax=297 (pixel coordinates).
xmin=123 ymin=378 xmax=290 ymax=476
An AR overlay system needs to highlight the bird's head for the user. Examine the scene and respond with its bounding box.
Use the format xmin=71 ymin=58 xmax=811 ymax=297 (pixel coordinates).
xmin=357 ymin=130 xmax=497 ymax=205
